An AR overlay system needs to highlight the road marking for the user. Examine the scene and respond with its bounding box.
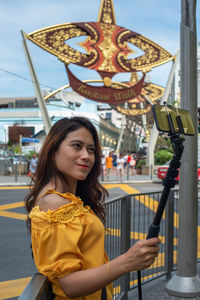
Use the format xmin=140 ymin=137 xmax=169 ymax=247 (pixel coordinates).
xmin=0 ymin=202 xmax=24 ymax=211
xmin=0 ymin=277 xmax=31 ymax=299
xmin=0 ymin=184 xmax=179 ymax=227
xmin=106 ymin=228 xmax=178 ymax=246
xmin=130 ymin=272 xmax=162 ymax=287
xmin=0 ymin=210 xmax=26 ymax=220
xmin=0 ymin=202 xmax=26 ymax=220
xmin=105 ymin=184 xmax=180 ymax=229
xmin=0 ymin=186 xmax=30 ymax=190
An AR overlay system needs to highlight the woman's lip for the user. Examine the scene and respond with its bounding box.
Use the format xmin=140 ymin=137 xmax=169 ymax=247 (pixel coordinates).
xmin=77 ymin=164 xmax=89 ymax=168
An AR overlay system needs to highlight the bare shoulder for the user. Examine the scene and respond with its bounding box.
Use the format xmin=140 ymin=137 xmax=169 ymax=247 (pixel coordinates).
xmin=37 ymin=193 xmax=71 ymax=212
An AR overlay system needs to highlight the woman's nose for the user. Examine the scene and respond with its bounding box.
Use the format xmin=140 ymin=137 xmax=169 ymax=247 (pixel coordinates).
xmin=80 ymin=148 xmax=90 ymax=159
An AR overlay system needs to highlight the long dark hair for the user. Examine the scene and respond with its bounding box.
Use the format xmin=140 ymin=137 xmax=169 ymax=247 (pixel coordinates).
xmin=25 ymin=117 xmax=108 ymax=228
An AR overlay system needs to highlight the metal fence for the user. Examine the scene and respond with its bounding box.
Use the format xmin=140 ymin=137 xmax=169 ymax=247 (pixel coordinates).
xmin=105 ymin=189 xmax=182 ymax=299
xmin=0 ymin=158 xmax=28 ymax=175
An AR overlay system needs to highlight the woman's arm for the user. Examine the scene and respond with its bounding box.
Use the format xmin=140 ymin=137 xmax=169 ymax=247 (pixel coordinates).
xmin=58 ymin=237 xmax=160 ymax=298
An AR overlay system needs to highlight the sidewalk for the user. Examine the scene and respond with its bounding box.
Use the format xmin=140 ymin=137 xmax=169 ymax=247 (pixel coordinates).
xmin=127 ymin=268 xmax=200 ymax=299
xmin=0 ymin=173 xmax=161 ymax=186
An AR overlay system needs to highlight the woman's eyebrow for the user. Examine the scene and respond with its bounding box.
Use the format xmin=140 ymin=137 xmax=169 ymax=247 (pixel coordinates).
xmin=70 ymin=139 xmax=83 ymax=143
xmin=70 ymin=139 xmax=95 ymax=146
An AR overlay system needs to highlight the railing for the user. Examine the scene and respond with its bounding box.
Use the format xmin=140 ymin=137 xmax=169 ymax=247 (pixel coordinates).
xmin=105 ymin=189 xmax=180 ymax=299
xmin=19 ymin=188 xmax=199 ymax=299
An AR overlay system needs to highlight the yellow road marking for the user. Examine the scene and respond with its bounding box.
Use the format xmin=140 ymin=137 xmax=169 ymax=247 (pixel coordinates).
xmin=0 ymin=277 xmax=31 ymax=299
xmin=0 ymin=202 xmax=24 ymax=211
xmin=130 ymin=272 xmax=162 ymax=287
xmin=113 ymin=285 xmax=121 ymax=295
xmin=102 ymin=184 xmax=122 ymax=189
xmin=106 ymin=184 xmax=180 ymax=229
xmin=115 ymin=184 xmax=140 ymax=194
xmin=0 ymin=210 xmax=26 ymax=220
xmin=0 ymin=186 xmax=30 ymax=190
xmin=106 ymin=228 xmax=178 ymax=247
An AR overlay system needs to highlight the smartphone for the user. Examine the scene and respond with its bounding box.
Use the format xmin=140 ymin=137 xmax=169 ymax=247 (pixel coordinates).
xmin=152 ymin=104 xmax=195 ymax=136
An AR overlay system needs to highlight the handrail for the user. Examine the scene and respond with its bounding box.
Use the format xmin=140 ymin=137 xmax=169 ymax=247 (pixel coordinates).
xmin=18 ymin=273 xmax=49 ymax=300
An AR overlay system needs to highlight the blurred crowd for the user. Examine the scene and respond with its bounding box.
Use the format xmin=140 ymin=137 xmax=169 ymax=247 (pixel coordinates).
xmin=101 ymin=148 xmax=146 ymax=182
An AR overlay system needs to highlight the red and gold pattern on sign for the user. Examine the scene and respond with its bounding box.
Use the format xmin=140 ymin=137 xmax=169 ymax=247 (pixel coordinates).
xmin=26 ymin=0 xmax=173 ymax=104
xmin=65 ymin=64 xmax=145 ymax=104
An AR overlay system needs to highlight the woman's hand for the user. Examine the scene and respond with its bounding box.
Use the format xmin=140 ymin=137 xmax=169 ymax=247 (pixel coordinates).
xmin=121 ymin=237 xmax=161 ymax=272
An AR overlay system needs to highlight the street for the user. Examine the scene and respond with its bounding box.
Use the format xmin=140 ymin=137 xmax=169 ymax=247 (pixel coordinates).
xmin=0 ymin=182 xmax=164 ymax=300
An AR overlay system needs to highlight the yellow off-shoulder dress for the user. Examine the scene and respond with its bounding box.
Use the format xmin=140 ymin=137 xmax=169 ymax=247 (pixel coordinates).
xmin=29 ymin=189 xmax=113 ymax=300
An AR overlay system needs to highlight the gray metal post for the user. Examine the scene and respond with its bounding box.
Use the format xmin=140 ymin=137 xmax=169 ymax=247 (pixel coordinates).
xmin=21 ymin=30 xmax=51 ymax=134
xmin=116 ymin=121 xmax=125 ymax=153
xmin=165 ymin=0 xmax=200 ymax=296
xmin=164 ymin=191 xmax=174 ymax=281
xmin=15 ymin=164 xmax=18 ymax=182
xmin=120 ymin=195 xmax=131 ymax=299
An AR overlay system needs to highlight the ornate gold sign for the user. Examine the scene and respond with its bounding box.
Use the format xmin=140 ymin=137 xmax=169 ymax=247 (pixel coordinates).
xmin=25 ymin=0 xmax=173 ymax=104
xmin=111 ymin=72 xmax=165 ymax=115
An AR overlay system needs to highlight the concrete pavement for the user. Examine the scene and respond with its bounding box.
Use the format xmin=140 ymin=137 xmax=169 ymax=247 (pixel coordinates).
xmin=0 ymin=172 xmax=161 ymax=186
xmin=127 ymin=271 xmax=200 ymax=299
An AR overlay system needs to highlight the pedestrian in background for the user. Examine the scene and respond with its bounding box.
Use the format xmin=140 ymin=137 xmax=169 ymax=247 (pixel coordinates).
xmin=29 ymin=153 xmax=38 ymax=182
xmin=117 ymin=154 xmax=124 ymax=182
xmin=101 ymin=154 xmax=106 ymax=181
xmin=105 ymin=152 xmax=113 ymax=182
xmin=129 ymin=154 xmax=136 ymax=176
xmin=112 ymin=152 xmax=118 ymax=179
xmin=24 ymin=117 xmax=160 ymax=300
xmin=122 ymin=152 xmax=128 ymax=170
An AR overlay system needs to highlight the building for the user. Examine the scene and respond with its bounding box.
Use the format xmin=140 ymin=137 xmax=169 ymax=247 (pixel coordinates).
xmin=0 ymin=91 xmax=121 ymax=154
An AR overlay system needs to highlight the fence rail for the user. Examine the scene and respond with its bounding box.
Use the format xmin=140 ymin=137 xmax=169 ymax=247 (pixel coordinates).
xmin=105 ymin=188 xmax=186 ymax=299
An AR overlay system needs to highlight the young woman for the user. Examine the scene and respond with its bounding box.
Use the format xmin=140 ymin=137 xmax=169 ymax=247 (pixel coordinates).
xmin=25 ymin=117 xmax=160 ymax=300
xmin=117 ymin=154 xmax=124 ymax=182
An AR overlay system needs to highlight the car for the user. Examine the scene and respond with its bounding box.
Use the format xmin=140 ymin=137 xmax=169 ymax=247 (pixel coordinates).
xmin=157 ymin=161 xmax=200 ymax=181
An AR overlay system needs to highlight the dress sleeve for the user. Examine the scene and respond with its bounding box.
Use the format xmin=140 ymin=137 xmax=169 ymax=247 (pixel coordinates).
xmin=32 ymin=219 xmax=84 ymax=279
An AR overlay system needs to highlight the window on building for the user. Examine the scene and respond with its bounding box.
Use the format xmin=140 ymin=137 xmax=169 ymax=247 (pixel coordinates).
xmin=105 ymin=112 xmax=111 ymax=120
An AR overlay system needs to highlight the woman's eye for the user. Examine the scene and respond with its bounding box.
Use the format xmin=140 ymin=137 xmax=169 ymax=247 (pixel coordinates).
xmin=88 ymin=147 xmax=95 ymax=153
xmin=73 ymin=143 xmax=81 ymax=149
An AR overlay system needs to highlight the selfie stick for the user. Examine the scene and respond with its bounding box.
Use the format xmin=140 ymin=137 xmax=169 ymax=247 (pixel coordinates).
xmin=137 ymin=103 xmax=185 ymax=300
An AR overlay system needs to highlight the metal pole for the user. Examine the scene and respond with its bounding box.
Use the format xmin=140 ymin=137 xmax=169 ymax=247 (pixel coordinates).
xmin=121 ymin=195 xmax=131 ymax=299
xmin=15 ymin=164 xmax=18 ymax=182
xmin=116 ymin=115 xmax=126 ymax=153
xmin=19 ymin=134 xmax=22 ymax=176
xmin=21 ymin=30 xmax=51 ymax=134
xmin=164 ymin=191 xmax=174 ymax=281
xmin=116 ymin=102 xmax=129 ymax=153
xmin=146 ymin=53 xmax=179 ymax=169
xmin=165 ymin=0 xmax=200 ymax=296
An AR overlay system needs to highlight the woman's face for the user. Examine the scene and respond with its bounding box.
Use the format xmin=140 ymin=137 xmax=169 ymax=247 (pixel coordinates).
xmin=55 ymin=127 xmax=95 ymax=183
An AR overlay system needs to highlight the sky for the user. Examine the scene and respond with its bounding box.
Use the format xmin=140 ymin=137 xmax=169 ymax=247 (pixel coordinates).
xmin=0 ymin=0 xmax=199 ymax=98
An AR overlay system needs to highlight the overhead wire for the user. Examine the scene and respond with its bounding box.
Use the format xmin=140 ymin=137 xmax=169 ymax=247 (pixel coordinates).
xmin=0 ymin=66 xmax=55 ymax=90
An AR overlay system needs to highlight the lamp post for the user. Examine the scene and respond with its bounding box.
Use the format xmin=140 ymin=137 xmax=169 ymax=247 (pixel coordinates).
xmin=165 ymin=1 xmax=200 ymax=296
